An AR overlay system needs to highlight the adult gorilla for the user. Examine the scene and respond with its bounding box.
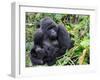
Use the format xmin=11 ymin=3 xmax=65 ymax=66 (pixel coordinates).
xmin=30 ymin=17 xmax=74 ymax=65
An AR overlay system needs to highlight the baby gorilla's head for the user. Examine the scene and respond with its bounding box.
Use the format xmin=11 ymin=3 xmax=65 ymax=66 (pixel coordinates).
xmin=35 ymin=46 xmax=46 ymax=59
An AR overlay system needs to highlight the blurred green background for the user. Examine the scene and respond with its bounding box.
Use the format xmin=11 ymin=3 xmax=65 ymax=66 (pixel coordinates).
xmin=25 ymin=12 xmax=90 ymax=67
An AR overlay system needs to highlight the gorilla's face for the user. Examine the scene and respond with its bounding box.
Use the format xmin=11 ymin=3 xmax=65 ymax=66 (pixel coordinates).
xmin=47 ymin=29 xmax=57 ymax=40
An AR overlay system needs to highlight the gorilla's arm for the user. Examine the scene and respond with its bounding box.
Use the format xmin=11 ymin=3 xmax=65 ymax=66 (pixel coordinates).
xmin=58 ymin=24 xmax=72 ymax=49
xmin=56 ymin=24 xmax=73 ymax=57
xmin=30 ymin=28 xmax=45 ymax=65
xmin=34 ymin=28 xmax=44 ymax=47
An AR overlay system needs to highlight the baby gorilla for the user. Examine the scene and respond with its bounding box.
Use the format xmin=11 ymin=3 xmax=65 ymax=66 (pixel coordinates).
xmin=30 ymin=39 xmax=58 ymax=65
xmin=42 ymin=40 xmax=59 ymax=65
xmin=30 ymin=17 xmax=74 ymax=65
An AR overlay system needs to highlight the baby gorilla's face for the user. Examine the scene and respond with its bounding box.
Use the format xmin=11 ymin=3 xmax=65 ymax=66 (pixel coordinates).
xmin=35 ymin=47 xmax=46 ymax=59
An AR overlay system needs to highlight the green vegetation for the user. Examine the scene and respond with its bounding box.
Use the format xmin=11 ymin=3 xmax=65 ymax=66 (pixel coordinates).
xmin=25 ymin=12 xmax=90 ymax=67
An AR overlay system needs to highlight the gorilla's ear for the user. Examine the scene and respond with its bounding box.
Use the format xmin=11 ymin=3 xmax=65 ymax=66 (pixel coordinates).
xmin=57 ymin=24 xmax=73 ymax=49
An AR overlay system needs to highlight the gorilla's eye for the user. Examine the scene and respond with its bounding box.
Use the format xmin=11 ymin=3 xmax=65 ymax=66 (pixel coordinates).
xmin=47 ymin=23 xmax=56 ymax=30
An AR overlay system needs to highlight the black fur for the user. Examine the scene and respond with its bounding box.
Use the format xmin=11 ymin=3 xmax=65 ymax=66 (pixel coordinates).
xmin=30 ymin=17 xmax=74 ymax=65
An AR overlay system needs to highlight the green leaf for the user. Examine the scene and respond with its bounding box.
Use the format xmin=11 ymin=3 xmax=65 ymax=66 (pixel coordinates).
xmin=80 ymin=38 xmax=89 ymax=48
xmin=55 ymin=14 xmax=62 ymax=20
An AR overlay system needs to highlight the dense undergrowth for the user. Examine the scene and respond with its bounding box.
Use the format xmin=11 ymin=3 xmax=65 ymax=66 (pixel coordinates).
xmin=25 ymin=13 xmax=90 ymax=67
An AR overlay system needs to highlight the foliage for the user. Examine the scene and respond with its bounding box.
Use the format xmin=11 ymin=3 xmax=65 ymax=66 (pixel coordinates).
xmin=25 ymin=12 xmax=90 ymax=67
